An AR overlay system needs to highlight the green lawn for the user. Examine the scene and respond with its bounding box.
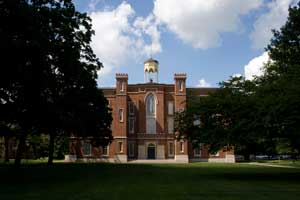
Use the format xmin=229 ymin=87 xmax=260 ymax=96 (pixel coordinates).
xmin=0 ymin=162 xmax=300 ymax=200
xmin=256 ymin=160 xmax=300 ymax=168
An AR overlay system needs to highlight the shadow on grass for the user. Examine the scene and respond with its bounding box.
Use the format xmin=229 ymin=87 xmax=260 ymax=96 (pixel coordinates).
xmin=1 ymin=162 xmax=300 ymax=182
xmin=0 ymin=162 xmax=300 ymax=200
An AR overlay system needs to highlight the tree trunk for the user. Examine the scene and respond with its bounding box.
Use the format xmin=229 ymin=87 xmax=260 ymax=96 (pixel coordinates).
xmin=4 ymin=135 xmax=9 ymax=163
xmin=47 ymin=133 xmax=55 ymax=166
xmin=243 ymin=153 xmax=250 ymax=161
xmin=14 ymin=135 xmax=26 ymax=166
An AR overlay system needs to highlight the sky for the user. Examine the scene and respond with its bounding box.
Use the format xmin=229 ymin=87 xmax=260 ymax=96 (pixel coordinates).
xmin=73 ymin=0 xmax=298 ymax=87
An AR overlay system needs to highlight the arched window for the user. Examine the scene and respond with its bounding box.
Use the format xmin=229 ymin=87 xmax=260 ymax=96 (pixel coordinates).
xmin=146 ymin=94 xmax=156 ymax=115
xmin=146 ymin=93 xmax=156 ymax=134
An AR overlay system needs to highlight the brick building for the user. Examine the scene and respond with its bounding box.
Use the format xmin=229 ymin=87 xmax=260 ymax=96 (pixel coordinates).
xmin=67 ymin=58 xmax=235 ymax=163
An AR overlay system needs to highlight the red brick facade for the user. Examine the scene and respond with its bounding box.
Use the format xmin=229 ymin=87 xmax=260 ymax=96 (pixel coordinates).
xmin=66 ymin=60 xmax=235 ymax=163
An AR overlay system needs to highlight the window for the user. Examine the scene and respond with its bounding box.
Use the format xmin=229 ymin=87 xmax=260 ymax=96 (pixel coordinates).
xmin=211 ymin=152 xmax=219 ymax=157
xmin=119 ymin=108 xmax=123 ymax=122
xmin=129 ymin=102 xmax=135 ymax=115
xmin=168 ymin=102 xmax=174 ymax=115
xmin=120 ymin=80 xmax=124 ymax=92
xmin=194 ymin=144 xmax=202 ymax=157
xmin=168 ymin=142 xmax=174 ymax=156
xmin=146 ymin=94 xmax=156 ymax=134
xmin=83 ymin=142 xmax=92 ymax=156
xmin=129 ymin=118 xmax=135 ymax=133
xmin=118 ymin=142 xmax=123 ymax=153
xmin=193 ymin=115 xmax=201 ymax=126
xmin=128 ymin=142 xmax=134 ymax=157
xmin=178 ymin=108 xmax=184 ymax=112
xmin=167 ymin=117 xmax=174 ymax=134
xmin=102 ymin=146 xmax=109 ymax=156
xmin=146 ymin=118 xmax=156 ymax=134
xmin=146 ymin=94 xmax=156 ymax=115
xmin=180 ymin=142 xmax=184 ymax=153
xmin=179 ymin=80 xmax=183 ymax=91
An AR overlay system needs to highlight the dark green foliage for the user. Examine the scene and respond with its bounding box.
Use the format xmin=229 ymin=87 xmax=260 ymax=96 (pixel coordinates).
xmin=25 ymin=134 xmax=49 ymax=159
xmin=175 ymin=2 xmax=300 ymax=158
xmin=256 ymin=2 xmax=300 ymax=155
xmin=175 ymin=77 xmax=262 ymax=158
xmin=0 ymin=0 xmax=112 ymax=165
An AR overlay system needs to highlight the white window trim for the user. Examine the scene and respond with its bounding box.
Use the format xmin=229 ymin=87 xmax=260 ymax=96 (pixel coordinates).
xmin=194 ymin=144 xmax=202 ymax=157
xmin=119 ymin=108 xmax=124 ymax=122
xmin=145 ymin=93 xmax=157 ymax=134
xmin=168 ymin=101 xmax=174 ymax=115
xmin=102 ymin=145 xmax=109 ymax=156
xmin=120 ymin=80 xmax=124 ymax=92
xmin=179 ymin=80 xmax=183 ymax=92
xmin=168 ymin=142 xmax=174 ymax=156
xmin=210 ymin=152 xmax=220 ymax=157
xmin=180 ymin=142 xmax=184 ymax=153
xmin=167 ymin=117 xmax=174 ymax=134
xmin=118 ymin=141 xmax=123 ymax=153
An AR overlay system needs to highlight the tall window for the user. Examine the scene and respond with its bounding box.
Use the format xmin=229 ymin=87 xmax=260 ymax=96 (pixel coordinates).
xmin=129 ymin=118 xmax=135 ymax=133
xmin=118 ymin=142 xmax=123 ymax=153
xmin=146 ymin=94 xmax=156 ymax=134
xmin=180 ymin=142 xmax=184 ymax=153
xmin=128 ymin=142 xmax=134 ymax=157
xmin=83 ymin=142 xmax=91 ymax=156
xmin=102 ymin=146 xmax=109 ymax=156
xmin=146 ymin=94 xmax=156 ymax=115
xmin=120 ymin=80 xmax=124 ymax=92
xmin=179 ymin=80 xmax=183 ymax=91
xmin=167 ymin=117 xmax=174 ymax=134
xmin=119 ymin=108 xmax=123 ymax=122
xmin=194 ymin=144 xmax=202 ymax=157
xmin=129 ymin=102 xmax=135 ymax=115
xmin=168 ymin=102 xmax=174 ymax=115
xmin=168 ymin=142 xmax=174 ymax=156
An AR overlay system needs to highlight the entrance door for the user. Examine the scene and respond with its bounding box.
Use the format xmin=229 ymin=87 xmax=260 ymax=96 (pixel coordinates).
xmin=147 ymin=144 xmax=156 ymax=159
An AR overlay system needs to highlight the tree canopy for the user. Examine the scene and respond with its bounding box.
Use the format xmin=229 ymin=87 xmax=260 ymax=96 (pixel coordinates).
xmin=175 ymin=2 xmax=300 ymax=160
xmin=0 ymin=0 xmax=112 ymax=165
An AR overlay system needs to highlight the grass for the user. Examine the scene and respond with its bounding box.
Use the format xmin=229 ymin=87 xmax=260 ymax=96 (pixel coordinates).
xmin=0 ymin=162 xmax=300 ymax=200
xmin=256 ymin=159 xmax=300 ymax=168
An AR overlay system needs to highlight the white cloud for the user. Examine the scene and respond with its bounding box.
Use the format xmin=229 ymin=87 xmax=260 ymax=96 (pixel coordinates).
xmin=232 ymin=74 xmax=242 ymax=78
xmin=89 ymin=2 xmax=162 ymax=84
xmin=88 ymin=0 xmax=103 ymax=11
xmin=133 ymin=14 xmax=162 ymax=57
xmin=244 ymin=52 xmax=269 ymax=80
xmin=153 ymin=0 xmax=262 ymax=49
xmin=250 ymin=0 xmax=298 ymax=49
xmin=196 ymin=79 xmax=212 ymax=87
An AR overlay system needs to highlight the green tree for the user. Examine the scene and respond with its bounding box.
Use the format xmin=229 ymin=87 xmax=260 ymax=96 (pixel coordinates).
xmin=0 ymin=0 xmax=112 ymax=166
xmin=256 ymin=2 xmax=300 ymax=157
xmin=175 ymin=2 xmax=300 ymax=160
xmin=175 ymin=76 xmax=263 ymax=160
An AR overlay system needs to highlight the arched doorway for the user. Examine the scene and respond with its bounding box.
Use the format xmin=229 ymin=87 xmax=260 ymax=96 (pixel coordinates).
xmin=147 ymin=143 xmax=156 ymax=159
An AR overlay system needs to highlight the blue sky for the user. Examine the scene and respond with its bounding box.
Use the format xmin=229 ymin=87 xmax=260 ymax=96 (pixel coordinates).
xmin=74 ymin=0 xmax=297 ymax=87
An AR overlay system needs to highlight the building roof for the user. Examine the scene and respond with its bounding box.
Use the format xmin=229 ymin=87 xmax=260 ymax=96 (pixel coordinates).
xmin=144 ymin=58 xmax=159 ymax=64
